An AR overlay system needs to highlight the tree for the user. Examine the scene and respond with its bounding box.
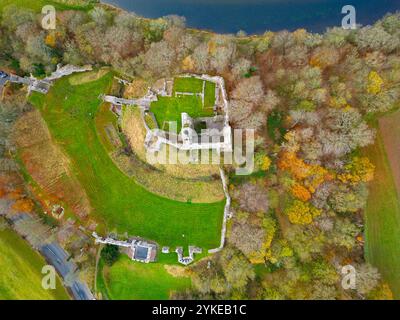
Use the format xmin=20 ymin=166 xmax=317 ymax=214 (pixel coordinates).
xmin=89 ymin=7 xmax=111 ymax=28
xmin=219 ymin=248 xmax=255 ymax=290
xmin=231 ymin=76 xmax=264 ymax=103
xmin=101 ymin=244 xmax=120 ymax=266
xmin=329 ymin=183 xmax=369 ymax=213
xmin=355 ymin=263 xmax=380 ymax=296
xmin=285 ymin=200 xmax=321 ymax=225
xmin=367 ymin=71 xmax=384 ymax=95
xmin=291 ymin=183 xmax=312 ymax=201
xmin=355 ymin=25 xmax=400 ymax=53
xmin=229 ymin=214 xmax=276 ymax=263
xmin=286 ymin=225 xmax=325 ymax=262
xmin=311 ymin=260 xmax=340 ymax=285
xmin=229 ymin=222 xmax=266 ymax=262
xmin=310 ymin=46 xmax=339 ymax=69
xmin=231 ymin=58 xmax=252 ymax=79
xmin=329 ymin=218 xmax=361 ymax=250
xmin=318 ymin=108 xmax=375 ymax=157
xmin=26 ymin=34 xmax=53 ymax=66
xmin=144 ymin=40 xmax=176 ymax=76
xmin=233 ymin=182 xmax=269 ymax=213
xmin=338 ymin=157 xmax=375 ymax=184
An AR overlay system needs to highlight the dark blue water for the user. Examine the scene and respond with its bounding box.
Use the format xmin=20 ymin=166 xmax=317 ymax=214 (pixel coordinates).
xmin=105 ymin=0 xmax=400 ymax=34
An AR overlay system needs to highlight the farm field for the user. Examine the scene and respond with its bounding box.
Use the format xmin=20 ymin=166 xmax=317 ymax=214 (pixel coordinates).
xmin=0 ymin=228 xmax=69 ymax=300
xmin=151 ymin=77 xmax=215 ymax=131
xmin=364 ymin=117 xmax=400 ymax=299
xmin=99 ymin=255 xmax=191 ymax=300
xmin=29 ymin=72 xmax=225 ymax=249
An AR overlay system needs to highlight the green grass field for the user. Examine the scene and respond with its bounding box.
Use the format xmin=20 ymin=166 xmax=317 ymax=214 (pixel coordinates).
xmin=0 ymin=228 xmax=69 ymax=300
xmin=100 ymin=255 xmax=191 ymax=300
xmin=0 ymin=0 xmax=93 ymax=12
xmin=364 ymin=131 xmax=400 ymax=299
xmin=151 ymin=77 xmax=215 ymax=132
xmin=29 ymin=72 xmax=224 ymax=249
xmin=173 ymin=77 xmax=204 ymax=93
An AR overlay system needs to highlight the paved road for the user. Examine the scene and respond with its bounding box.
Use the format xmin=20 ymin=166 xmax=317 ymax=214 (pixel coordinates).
xmin=40 ymin=243 xmax=95 ymax=300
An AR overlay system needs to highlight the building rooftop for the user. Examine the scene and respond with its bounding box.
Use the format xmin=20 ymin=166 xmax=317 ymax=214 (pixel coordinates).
xmin=134 ymin=245 xmax=150 ymax=261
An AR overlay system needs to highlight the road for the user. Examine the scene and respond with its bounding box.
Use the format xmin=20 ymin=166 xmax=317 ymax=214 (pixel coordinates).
xmin=40 ymin=243 xmax=95 ymax=300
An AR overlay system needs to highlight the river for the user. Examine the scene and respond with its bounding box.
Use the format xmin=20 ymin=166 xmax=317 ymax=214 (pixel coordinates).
xmin=104 ymin=0 xmax=400 ymax=34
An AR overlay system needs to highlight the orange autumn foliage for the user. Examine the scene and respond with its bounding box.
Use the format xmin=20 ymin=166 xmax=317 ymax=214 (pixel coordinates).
xmin=291 ymin=183 xmax=312 ymax=201
xmin=11 ymin=198 xmax=34 ymax=213
xmin=278 ymin=152 xmax=309 ymax=180
xmin=279 ymin=151 xmax=331 ymax=193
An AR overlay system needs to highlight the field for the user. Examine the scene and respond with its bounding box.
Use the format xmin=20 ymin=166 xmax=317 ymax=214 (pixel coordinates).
xmin=29 ymin=72 xmax=224 ymax=249
xmin=364 ymin=114 xmax=400 ymax=299
xmin=151 ymin=77 xmax=215 ymax=131
xmin=99 ymin=255 xmax=191 ymax=300
xmin=0 ymin=0 xmax=93 ymax=12
xmin=0 ymin=227 xmax=69 ymax=300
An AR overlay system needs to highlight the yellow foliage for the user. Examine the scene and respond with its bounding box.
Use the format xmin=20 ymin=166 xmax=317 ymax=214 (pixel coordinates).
xmin=249 ymin=217 xmax=276 ymax=264
xmin=329 ymin=96 xmax=348 ymax=109
xmin=285 ymin=200 xmax=321 ymax=225
xmin=367 ymin=71 xmax=384 ymax=95
xmin=182 ymin=55 xmax=195 ymax=71
xmin=208 ymin=40 xmax=216 ymax=55
xmin=45 ymin=33 xmax=57 ymax=48
xmin=293 ymin=29 xmax=307 ymax=42
xmin=338 ymin=157 xmax=375 ymax=184
xmin=261 ymin=156 xmax=271 ymax=171
xmin=256 ymin=153 xmax=271 ymax=171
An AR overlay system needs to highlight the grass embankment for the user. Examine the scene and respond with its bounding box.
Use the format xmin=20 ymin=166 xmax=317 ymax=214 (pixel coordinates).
xmin=364 ymin=117 xmax=400 ymax=299
xmin=151 ymin=77 xmax=215 ymax=131
xmin=29 ymin=72 xmax=224 ymax=249
xmin=98 ymin=255 xmax=191 ymax=300
xmin=0 ymin=228 xmax=69 ymax=300
xmin=116 ymin=107 xmax=224 ymax=202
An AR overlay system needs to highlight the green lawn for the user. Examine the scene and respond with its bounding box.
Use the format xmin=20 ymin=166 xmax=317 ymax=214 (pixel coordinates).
xmin=101 ymin=255 xmax=191 ymax=300
xmin=0 ymin=228 xmax=69 ymax=300
xmin=364 ymin=131 xmax=400 ymax=299
xmin=29 ymin=72 xmax=224 ymax=249
xmin=0 ymin=0 xmax=93 ymax=12
xmin=173 ymin=77 xmax=204 ymax=93
xmin=151 ymin=77 xmax=215 ymax=132
xmin=204 ymin=81 xmax=216 ymax=109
